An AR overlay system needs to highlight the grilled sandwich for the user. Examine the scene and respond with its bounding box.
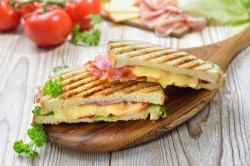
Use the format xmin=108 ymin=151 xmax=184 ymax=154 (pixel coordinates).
xmin=85 ymin=40 xmax=225 ymax=90
xmin=33 ymin=66 xmax=167 ymax=124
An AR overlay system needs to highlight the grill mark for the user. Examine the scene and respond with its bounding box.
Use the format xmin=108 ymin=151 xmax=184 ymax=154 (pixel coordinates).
xmin=155 ymin=53 xmax=188 ymax=64
xmin=100 ymin=81 xmax=140 ymax=96
xmin=113 ymin=44 xmax=156 ymax=54
xmin=186 ymin=61 xmax=206 ymax=69
xmin=144 ymin=87 xmax=162 ymax=94
xmin=124 ymin=83 xmax=157 ymax=94
xmin=62 ymin=76 xmax=98 ymax=92
xmin=124 ymin=46 xmax=166 ymax=58
xmin=60 ymin=79 xmax=108 ymax=99
xmin=77 ymin=81 xmax=123 ymax=98
xmin=62 ymin=72 xmax=92 ymax=87
xmin=60 ymin=68 xmax=85 ymax=80
xmin=173 ymin=58 xmax=198 ymax=67
xmin=143 ymin=49 xmax=178 ymax=61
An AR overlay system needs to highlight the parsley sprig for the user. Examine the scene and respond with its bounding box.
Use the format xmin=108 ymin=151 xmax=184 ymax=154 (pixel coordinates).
xmin=42 ymin=77 xmax=63 ymax=98
xmin=71 ymin=14 xmax=103 ymax=46
xmin=52 ymin=65 xmax=68 ymax=73
xmin=13 ymin=124 xmax=46 ymax=157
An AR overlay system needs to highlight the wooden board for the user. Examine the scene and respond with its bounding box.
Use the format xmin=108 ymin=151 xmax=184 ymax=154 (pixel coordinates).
xmin=43 ymin=26 xmax=250 ymax=152
xmin=101 ymin=3 xmax=190 ymax=38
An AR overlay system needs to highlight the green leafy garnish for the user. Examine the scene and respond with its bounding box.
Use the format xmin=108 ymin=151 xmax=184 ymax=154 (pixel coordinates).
xmin=13 ymin=123 xmax=46 ymax=157
xmin=81 ymin=29 xmax=101 ymax=46
xmin=71 ymin=14 xmax=103 ymax=46
xmin=32 ymin=106 xmax=54 ymax=116
xmin=52 ymin=65 xmax=68 ymax=73
xmin=149 ymin=104 xmax=167 ymax=118
xmin=42 ymin=77 xmax=63 ymax=98
xmin=71 ymin=25 xmax=101 ymax=46
xmin=87 ymin=14 xmax=103 ymax=26
xmin=159 ymin=105 xmax=167 ymax=118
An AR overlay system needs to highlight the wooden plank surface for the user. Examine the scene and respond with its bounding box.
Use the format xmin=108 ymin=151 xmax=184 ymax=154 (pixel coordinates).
xmin=0 ymin=22 xmax=250 ymax=165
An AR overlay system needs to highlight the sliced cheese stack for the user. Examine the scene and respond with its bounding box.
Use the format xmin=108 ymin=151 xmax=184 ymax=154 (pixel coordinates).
xmin=103 ymin=0 xmax=140 ymax=22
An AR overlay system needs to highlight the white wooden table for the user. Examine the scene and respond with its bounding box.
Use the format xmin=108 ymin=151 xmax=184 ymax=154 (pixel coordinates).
xmin=1 ymin=21 xmax=250 ymax=166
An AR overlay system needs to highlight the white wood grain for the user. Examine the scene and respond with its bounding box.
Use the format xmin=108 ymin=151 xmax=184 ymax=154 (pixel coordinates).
xmin=0 ymin=21 xmax=249 ymax=166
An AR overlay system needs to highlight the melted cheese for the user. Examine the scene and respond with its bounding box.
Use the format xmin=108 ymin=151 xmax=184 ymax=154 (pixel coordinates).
xmin=131 ymin=66 xmax=199 ymax=88
xmin=54 ymin=103 xmax=147 ymax=120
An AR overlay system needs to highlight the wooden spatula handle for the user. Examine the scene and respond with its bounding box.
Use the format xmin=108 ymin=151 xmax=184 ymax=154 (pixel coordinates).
xmin=224 ymin=25 xmax=250 ymax=54
xmin=182 ymin=26 xmax=250 ymax=70
xmin=212 ymin=25 xmax=250 ymax=70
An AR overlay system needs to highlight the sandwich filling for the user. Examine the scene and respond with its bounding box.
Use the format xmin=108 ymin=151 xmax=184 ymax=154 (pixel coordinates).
xmin=34 ymin=102 xmax=167 ymax=121
xmin=85 ymin=54 xmax=206 ymax=88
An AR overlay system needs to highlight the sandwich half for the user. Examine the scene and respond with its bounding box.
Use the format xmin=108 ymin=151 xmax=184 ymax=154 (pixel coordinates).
xmin=85 ymin=40 xmax=225 ymax=90
xmin=33 ymin=67 xmax=167 ymax=124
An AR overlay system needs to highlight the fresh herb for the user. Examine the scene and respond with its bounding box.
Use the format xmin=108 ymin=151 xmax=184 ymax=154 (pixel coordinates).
xmin=13 ymin=123 xmax=46 ymax=157
xmin=87 ymin=14 xmax=103 ymax=26
xmin=71 ymin=14 xmax=103 ymax=46
xmin=52 ymin=65 xmax=69 ymax=73
xmin=32 ymin=106 xmax=54 ymax=116
xmin=81 ymin=29 xmax=101 ymax=46
xmin=42 ymin=77 xmax=63 ymax=98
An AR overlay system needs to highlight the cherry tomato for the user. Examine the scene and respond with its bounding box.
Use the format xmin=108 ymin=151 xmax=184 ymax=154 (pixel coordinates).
xmin=64 ymin=0 xmax=101 ymax=31
xmin=0 ymin=0 xmax=21 ymax=31
xmin=24 ymin=9 xmax=72 ymax=46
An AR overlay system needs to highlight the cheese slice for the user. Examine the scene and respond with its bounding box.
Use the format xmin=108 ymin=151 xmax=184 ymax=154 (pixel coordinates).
xmin=109 ymin=12 xmax=140 ymax=22
xmin=53 ymin=103 xmax=148 ymax=120
xmin=131 ymin=66 xmax=199 ymax=88
xmin=106 ymin=0 xmax=139 ymax=13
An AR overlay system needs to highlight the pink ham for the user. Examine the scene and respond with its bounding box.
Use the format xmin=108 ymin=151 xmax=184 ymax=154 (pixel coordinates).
xmin=139 ymin=0 xmax=207 ymax=36
xmin=84 ymin=53 xmax=137 ymax=80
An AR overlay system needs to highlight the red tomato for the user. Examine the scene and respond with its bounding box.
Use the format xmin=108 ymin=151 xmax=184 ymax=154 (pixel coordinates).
xmin=0 ymin=0 xmax=21 ymax=31
xmin=17 ymin=2 xmax=49 ymax=18
xmin=24 ymin=9 xmax=72 ymax=46
xmin=18 ymin=3 xmax=36 ymax=17
xmin=64 ymin=0 xmax=101 ymax=31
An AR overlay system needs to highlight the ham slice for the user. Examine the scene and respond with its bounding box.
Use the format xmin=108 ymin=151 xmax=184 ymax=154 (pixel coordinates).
xmin=84 ymin=53 xmax=137 ymax=80
xmin=140 ymin=0 xmax=207 ymax=37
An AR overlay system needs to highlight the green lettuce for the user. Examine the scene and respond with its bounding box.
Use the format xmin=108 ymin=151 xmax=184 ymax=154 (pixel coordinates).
xmin=178 ymin=0 xmax=250 ymax=25
xmin=147 ymin=104 xmax=167 ymax=118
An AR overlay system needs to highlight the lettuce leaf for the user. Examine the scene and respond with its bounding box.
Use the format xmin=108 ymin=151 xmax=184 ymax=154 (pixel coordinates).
xmin=178 ymin=0 xmax=250 ymax=25
xmin=148 ymin=104 xmax=167 ymax=118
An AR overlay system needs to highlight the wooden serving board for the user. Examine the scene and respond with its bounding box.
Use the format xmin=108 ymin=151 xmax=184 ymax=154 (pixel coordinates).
xmin=101 ymin=3 xmax=190 ymax=38
xmin=44 ymin=26 xmax=250 ymax=152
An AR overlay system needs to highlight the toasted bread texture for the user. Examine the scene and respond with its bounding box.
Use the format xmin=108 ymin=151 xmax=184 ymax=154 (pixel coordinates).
xmin=107 ymin=40 xmax=224 ymax=84
xmin=33 ymin=108 xmax=162 ymax=124
xmin=39 ymin=68 xmax=165 ymax=114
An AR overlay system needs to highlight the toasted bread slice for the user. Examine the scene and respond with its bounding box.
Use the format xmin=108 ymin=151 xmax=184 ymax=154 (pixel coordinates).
xmin=39 ymin=67 xmax=165 ymax=114
xmin=107 ymin=40 xmax=224 ymax=84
